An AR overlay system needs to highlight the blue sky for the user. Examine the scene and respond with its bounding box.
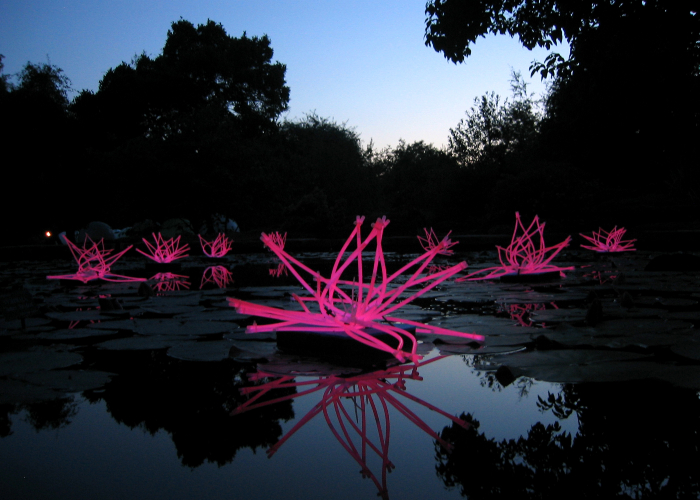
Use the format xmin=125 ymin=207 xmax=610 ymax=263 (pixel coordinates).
xmin=0 ymin=0 xmax=567 ymax=150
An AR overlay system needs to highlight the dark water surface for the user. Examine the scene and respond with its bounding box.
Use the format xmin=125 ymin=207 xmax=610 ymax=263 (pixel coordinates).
xmin=2 ymin=247 xmax=700 ymax=499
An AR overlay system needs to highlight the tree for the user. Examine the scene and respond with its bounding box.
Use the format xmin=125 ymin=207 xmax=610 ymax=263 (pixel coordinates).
xmin=424 ymin=1 xmax=700 ymax=80
xmin=448 ymin=72 xmax=540 ymax=169
xmin=74 ymin=19 xmax=290 ymax=143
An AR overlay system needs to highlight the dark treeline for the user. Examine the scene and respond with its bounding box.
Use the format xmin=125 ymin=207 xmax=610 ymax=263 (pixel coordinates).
xmin=1 ymin=5 xmax=698 ymax=243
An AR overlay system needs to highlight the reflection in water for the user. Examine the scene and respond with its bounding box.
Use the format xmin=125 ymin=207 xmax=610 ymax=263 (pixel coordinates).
xmin=436 ymin=381 xmax=700 ymax=499
xmin=233 ymin=356 xmax=467 ymax=499
xmin=150 ymin=272 xmax=191 ymax=292
xmin=268 ymin=262 xmax=288 ymax=278
xmin=500 ymin=302 xmax=557 ymax=328
xmin=83 ymin=351 xmax=295 ymax=468
xmin=200 ymin=265 xmax=233 ymax=289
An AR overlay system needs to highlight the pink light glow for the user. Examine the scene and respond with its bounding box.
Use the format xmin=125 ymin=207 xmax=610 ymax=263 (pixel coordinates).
xmin=458 ymin=212 xmax=573 ymax=281
xmin=47 ymin=236 xmax=145 ymax=283
xmin=580 ymin=226 xmax=636 ymax=252
xmin=232 ymin=356 xmax=468 ymax=499
xmin=417 ymin=227 xmax=456 ymax=255
xmin=199 ymin=233 xmax=233 ymax=258
xmin=228 ymin=216 xmax=483 ymax=363
xmin=150 ymin=272 xmax=191 ymax=292
xmin=136 ymin=233 xmax=190 ymax=263
xmin=200 ymin=266 xmax=233 ymax=289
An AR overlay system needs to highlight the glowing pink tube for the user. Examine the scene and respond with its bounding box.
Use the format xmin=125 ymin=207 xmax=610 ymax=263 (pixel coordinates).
xmin=417 ymin=227 xmax=457 ymax=255
xmin=580 ymin=226 xmax=636 ymax=252
xmin=199 ymin=233 xmax=233 ymax=258
xmin=47 ymin=236 xmax=145 ymax=283
xmin=137 ymin=233 xmax=190 ymax=263
xmin=229 ymin=217 xmax=483 ymax=362
xmin=459 ymin=212 xmax=573 ymax=281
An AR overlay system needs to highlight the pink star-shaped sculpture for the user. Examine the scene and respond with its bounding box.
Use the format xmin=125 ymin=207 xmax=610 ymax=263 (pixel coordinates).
xmin=47 ymin=237 xmax=145 ymax=283
xmin=200 ymin=265 xmax=233 ymax=289
xmin=459 ymin=212 xmax=573 ymax=281
xmin=417 ymin=228 xmax=456 ymax=255
xmin=580 ymin=226 xmax=636 ymax=252
xmin=137 ymin=233 xmax=190 ymax=263
xmin=228 ymin=216 xmax=483 ymax=363
xmin=199 ymin=233 xmax=233 ymax=258
xmin=232 ymin=356 xmax=468 ymax=499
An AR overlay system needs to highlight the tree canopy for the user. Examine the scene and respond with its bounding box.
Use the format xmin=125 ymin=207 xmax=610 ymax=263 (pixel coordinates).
xmin=424 ymin=0 xmax=700 ymax=79
xmin=75 ymin=19 xmax=290 ymax=142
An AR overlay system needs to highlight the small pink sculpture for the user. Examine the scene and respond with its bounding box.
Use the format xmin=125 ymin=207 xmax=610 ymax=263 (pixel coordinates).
xmin=199 ymin=233 xmax=233 ymax=258
xmin=47 ymin=236 xmax=145 ymax=283
xmin=580 ymin=226 xmax=636 ymax=252
xmin=232 ymin=356 xmax=468 ymax=499
xmin=268 ymin=231 xmax=287 ymax=250
xmin=200 ymin=266 xmax=233 ymax=289
xmin=137 ymin=233 xmax=190 ymax=263
xmin=150 ymin=272 xmax=191 ymax=292
xmin=228 ymin=216 xmax=483 ymax=363
xmin=459 ymin=212 xmax=573 ymax=281
xmin=417 ymin=228 xmax=456 ymax=255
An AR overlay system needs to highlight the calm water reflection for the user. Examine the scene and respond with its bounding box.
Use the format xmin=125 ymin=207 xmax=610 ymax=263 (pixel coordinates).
xmin=2 ymin=347 xmax=699 ymax=499
xmin=2 ymin=249 xmax=700 ymax=499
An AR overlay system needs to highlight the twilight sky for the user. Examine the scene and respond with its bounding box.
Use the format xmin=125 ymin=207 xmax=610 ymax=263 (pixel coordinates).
xmin=0 ymin=0 xmax=567 ymax=150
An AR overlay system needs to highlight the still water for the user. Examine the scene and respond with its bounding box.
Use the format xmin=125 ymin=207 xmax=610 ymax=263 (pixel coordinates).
xmin=2 ymin=245 xmax=700 ymax=499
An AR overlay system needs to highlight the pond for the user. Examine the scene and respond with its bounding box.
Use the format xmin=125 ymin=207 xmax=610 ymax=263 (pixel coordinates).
xmin=1 ymin=242 xmax=700 ymax=499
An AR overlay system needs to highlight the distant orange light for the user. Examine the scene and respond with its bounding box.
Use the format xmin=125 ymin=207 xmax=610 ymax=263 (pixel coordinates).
xmin=45 ymin=231 xmax=52 ymax=238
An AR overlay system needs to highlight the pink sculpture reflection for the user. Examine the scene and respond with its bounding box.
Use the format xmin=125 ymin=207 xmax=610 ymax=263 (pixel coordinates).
xmin=232 ymin=356 xmax=468 ymax=499
xmin=200 ymin=266 xmax=233 ymax=289
xmin=418 ymin=228 xmax=455 ymax=255
xmin=459 ymin=212 xmax=573 ymax=281
xmin=150 ymin=272 xmax=191 ymax=292
xmin=228 ymin=216 xmax=482 ymax=363
xmin=269 ymin=262 xmax=288 ymax=278
xmin=137 ymin=233 xmax=190 ymax=263
xmin=199 ymin=233 xmax=233 ymax=258
xmin=47 ymin=237 xmax=145 ymax=283
xmin=580 ymin=226 xmax=636 ymax=252
xmin=502 ymin=302 xmax=558 ymax=328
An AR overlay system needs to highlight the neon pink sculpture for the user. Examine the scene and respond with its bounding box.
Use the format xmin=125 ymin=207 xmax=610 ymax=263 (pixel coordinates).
xmin=200 ymin=266 xmax=233 ymax=289
xmin=232 ymin=356 xmax=468 ymax=499
xmin=418 ymin=228 xmax=455 ymax=255
xmin=150 ymin=272 xmax=191 ymax=292
xmin=47 ymin=237 xmax=145 ymax=283
xmin=268 ymin=231 xmax=287 ymax=250
xmin=228 ymin=216 xmax=483 ymax=363
xmin=137 ymin=233 xmax=190 ymax=263
xmin=459 ymin=212 xmax=573 ymax=281
xmin=580 ymin=226 xmax=636 ymax=252
xmin=199 ymin=233 xmax=233 ymax=258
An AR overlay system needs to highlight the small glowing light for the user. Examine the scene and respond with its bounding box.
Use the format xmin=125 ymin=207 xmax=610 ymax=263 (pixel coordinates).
xmin=45 ymin=231 xmax=52 ymax=238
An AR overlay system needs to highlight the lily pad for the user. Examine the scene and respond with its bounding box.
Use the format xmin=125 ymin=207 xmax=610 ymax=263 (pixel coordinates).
xmin=95 ymin=335 xmax=194 ymax=351
xmin=166 ymin=340 xmax=237 ymax=362
xmin=0 ymin=348 xmax=83 ymax=377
